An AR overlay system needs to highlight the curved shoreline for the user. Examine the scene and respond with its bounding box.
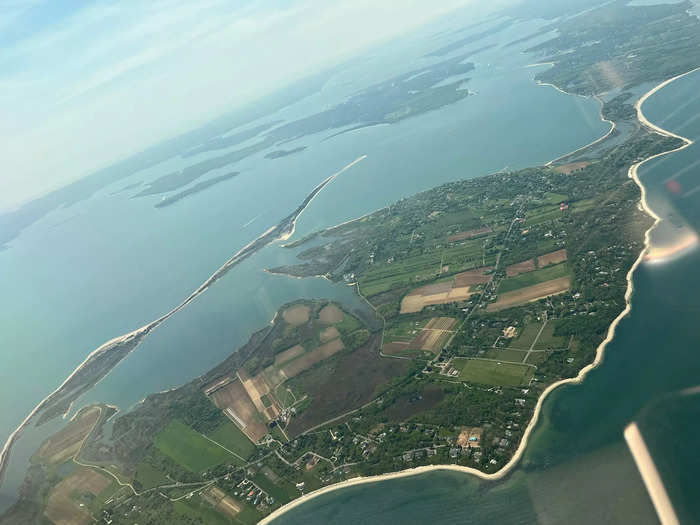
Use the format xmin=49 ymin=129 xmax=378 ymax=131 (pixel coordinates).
xmin=259 ymin=69 xmax=698 ymax=525
xmin=536 ymin=82 xmax=616 ymax=167
xmin=0 ymin=157 xmax=366 ymax=489
xmin=545 ymin=95 xmax=616 ymax=166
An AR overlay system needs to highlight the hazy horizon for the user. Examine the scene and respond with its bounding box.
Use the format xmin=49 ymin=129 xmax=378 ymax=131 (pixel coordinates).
xmin=0 ymin=0 xmax=509 ymax=212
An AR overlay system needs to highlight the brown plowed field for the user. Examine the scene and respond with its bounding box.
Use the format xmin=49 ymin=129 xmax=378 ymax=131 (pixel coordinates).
xmin=210 ymin=379 xmax=267 ymax=442
xmin=319 ymin=326 xmax=340 ymax=342
xmin=553 ymin=161 xmax=590 ymax=174
xmin=506 ymin=259 xmax=536 ymax=277
xmin=382 ymin=341 xmax=411 ymax=355
xmin=280 ymin=338 xmax=344 ymax=379
xmin=410 ymin=330 xmax=451 ymax=353
xmin=282 ymin=304 xmax=310 ymax=325
xmin=400 ymin=282 xmax=472 ymax=313
xmin=454 ymin=267 xmax=493 ymax=287
xmin=447 ymin=227 xmax=493 ymax=242
xmin=408 ymin=317 xmax=457 ymax=353
xmin=487 ymin=277 xmax=571 ymax=312
xmin=240 ymin=371 xmax=280 ymax=419
xmin=203 ymin=486 xmax=241 ymax=518
xmin=319 ymin=304 xmax=344 ymax=324
xmin=537 ymin=249 xmax=568 ymax=267
xmin=274 ymin=344 xmax=305 ymax=366
xmin=424 ymin=317 xmax=457 ymax=331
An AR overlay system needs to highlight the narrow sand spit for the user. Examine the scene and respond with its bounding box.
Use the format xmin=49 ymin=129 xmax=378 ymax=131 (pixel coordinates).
xmin=278 ymin=155 xmax=366 ymax=242
xmin=259 ymin=69 xmax=699 ymax=525
xmin=0 ymin=156 xmax=366 ymax=487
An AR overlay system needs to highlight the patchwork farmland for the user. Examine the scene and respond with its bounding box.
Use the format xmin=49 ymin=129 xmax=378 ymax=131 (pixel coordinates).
xmin=488 ymin=276 xmax=571 ymax=311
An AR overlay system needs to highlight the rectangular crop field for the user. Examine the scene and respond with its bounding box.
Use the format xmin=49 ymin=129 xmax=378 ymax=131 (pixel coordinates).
xmin=488 ymin=277 xmax=571 ymax=312
xmin=358 ymin=240 xmax=493 ymax=297
xmin=382 ymin=342 xmax=423 ymax=359
xmin=454 ymin=266 xmax=493 ymax=286
xmin=512 ymin=322 xmax=544 ymax=349
xmin=207 ymin=421 xmax=256 ymax=460
xmin=383 ymin=319 xmax=428 ymax=340
xmin=447 ymin=226 xmax=493 ymax=242
xmin=155 ymin=420 xmax=232 ymax=472
xmin=553 ymin=162 xmax=590 ymax=174
xmin=532 ymin=322 xmax=567 ymax=349
xmin=400 ymin=282 xmax=472 ymax=313
xmin=525 ymin=204 xmax=565 ymax=225
xmin=210 ymin=379 xmax=268 ymax=442
xmin=279 ymin=338 xmax=344 ymax=379
xmin=274 ymin=344 xmax=305 ymax=366
xmin=485 ymin=348 xmax=528 ymax=362
xmin=505 ymin=259 xmax=535 ymax=277
xmin=453 ymin=358 xmax=534 ymax=387
xmin=499 ymin=263 xmax=570 ymax=294
xmin=537 ymin=249 xmax=567 ymax=267
xmin=525 ymin=351 xmax=549 ymax=365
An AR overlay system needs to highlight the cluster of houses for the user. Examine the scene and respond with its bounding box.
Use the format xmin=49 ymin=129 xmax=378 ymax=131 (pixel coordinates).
xmin=233 ymin=478 xmax=272 ymax=508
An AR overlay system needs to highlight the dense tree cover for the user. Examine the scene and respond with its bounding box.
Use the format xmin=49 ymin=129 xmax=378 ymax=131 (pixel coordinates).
xmin=529 ymin=2 xmax=700 ymax=95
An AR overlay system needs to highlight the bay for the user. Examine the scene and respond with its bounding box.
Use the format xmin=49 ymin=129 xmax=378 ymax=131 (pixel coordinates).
xmin=0 ymin=15 xmax=609 ymax=509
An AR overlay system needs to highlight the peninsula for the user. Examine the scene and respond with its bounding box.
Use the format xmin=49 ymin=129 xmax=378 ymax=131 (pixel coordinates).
xmin=3 ymin=2 xmax=700 ymax=524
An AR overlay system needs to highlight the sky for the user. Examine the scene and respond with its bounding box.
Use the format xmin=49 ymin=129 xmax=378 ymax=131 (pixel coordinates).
xmin=0 ymin=0 xmax=498 ymax=212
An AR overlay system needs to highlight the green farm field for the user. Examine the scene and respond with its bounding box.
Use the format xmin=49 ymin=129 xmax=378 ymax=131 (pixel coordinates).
xmin=533 ymin=322 xmax=567 ymax=349
xmin=454 ymin=358 xmax=534 ymax=387
xmin=512 ymin=322 xmax=544 ymax=349
xmin=485 ymin=348 xmax=528 ymax=363
xmin=155 ymin=420 xmax=232 ymax=472
xmin=134 ymin=461 xmax=169 ymax=489
xmin=359 ymin=239 xmax=495 ymax=296
xmin=383 ymin=318 xmax=428 ymax=340
xmin=498 ymin=263 xmax=569 ymax=294
xmin=207 ymin=421 xmax=256 ymax=461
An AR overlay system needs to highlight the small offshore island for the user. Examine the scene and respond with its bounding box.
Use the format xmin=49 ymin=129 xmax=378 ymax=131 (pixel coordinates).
xmin=3 ymin=2 xmax=700 ymax=524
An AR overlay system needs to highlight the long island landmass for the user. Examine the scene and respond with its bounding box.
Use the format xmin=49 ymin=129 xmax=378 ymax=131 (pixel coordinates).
xmin=2 ymin=1 xmax=700 ymax=524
